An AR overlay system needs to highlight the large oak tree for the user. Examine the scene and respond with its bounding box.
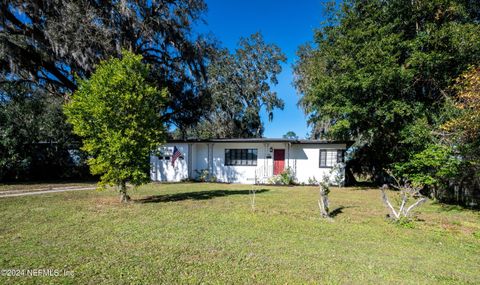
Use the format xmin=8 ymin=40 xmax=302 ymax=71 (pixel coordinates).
xmin=179 ymin=33 xmax=286 ymax=139
xmin=294 ymin=0 xmax=480 ymax=181
xmin=1 ymin=0 xmax=212 ymax=130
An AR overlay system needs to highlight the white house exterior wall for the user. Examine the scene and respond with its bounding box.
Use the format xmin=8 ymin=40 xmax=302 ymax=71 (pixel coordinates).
xmin=150 ymin=143 xmax=189 ymax=182
xmin=211 ymin=142 xmax=266 ymax=184
xmin=194 ymin=143 xmax=208 ymax=173
xmin=150 ymin=142 xmax=348 ymax=185
xmin=291 ymin=143 xmax=346 ymax=185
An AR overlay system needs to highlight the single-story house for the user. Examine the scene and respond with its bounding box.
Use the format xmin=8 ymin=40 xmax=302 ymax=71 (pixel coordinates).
xmin=150 ymin=138 xmax=353 ymax=185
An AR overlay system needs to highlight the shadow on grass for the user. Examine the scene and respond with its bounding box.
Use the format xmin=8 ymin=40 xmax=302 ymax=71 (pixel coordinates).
xmin=329 ymin=205 xmax=358 ymax=217
xmin=135 ymin=189 xmax=269 ymax=204
xmin=436 ymin=203 xmax=472 ymax=212
xmin=349 ymin=181 xmax=377 ymax=190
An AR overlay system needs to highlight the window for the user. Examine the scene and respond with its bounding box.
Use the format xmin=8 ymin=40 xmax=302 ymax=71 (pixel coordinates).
xmin=225 ymin=149 xmax=257 ymax=166
xmin=319 ymin=149 xmax=343 ymax=167
xmin=156 ymin=147 xmax=183 ymax=160
xmin=337 ymin=150 xmax=345 ymax=163
xmin=320 ymin=150 xmax=327 ymax=167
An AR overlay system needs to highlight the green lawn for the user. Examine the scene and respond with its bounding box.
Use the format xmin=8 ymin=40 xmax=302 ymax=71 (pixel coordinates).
xmin=0 ymin=181 xmax=96 ymax=192
xmin=0 ymin=183 xmax=479 ymax=284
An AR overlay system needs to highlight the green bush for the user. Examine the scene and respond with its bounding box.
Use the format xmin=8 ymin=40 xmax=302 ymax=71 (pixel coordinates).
xmin=194 ymin=169 xmax=217 ymax=182
xmin=394 ymin=144 xmax=461 ymax=188
xmin=195 ymin=169 xmax=209 ymax=182
xmin=395 ymin=217 xmax=416 ymax=229
xmin=268 ymin=167 xmax=296 ymax=185
xmin=473 ymin=231 xmax=480 ymax=240
xmin=307 ymin=176 xmax=319 ymax=185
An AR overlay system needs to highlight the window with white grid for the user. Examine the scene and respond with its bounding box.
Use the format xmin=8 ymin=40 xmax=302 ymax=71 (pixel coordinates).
xmin=319 ymin=149 xmax=344 ymax=167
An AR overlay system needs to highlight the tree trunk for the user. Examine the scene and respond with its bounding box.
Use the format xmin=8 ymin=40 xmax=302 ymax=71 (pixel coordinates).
xmin=345 ymin=166 xmax=356 ymax=186
xmin=118 ymin=181 xmax=130 ymax=203
xmin=318 ymin=186 xmax=330 ymax=218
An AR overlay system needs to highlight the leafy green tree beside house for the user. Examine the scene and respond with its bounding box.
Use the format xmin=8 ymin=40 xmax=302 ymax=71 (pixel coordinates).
xmin=64 ymin=51 xmax=167 ymax=202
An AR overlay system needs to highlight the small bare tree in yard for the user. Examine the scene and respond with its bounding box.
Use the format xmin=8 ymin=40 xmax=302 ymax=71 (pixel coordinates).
xmin=380 ymin=172 xmax=428 ymax=222
xmin=250 ymin=185 xmax=257 ymax=212
xmin=318 ymin=176 xmax=331 ymax=219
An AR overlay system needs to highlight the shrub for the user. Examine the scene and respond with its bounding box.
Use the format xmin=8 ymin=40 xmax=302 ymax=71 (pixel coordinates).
xmin=195 ymin=169 xmax=209 ymax=182
xmin=331 ymin=164 xmax=345 ymax=186
xmin=307 ymin=176 xmax=319 ymax=185
xmin=394 ymin=144 xmax=461 ymax=190
xmin=194 ymin=169 xmax=217 ymax=182
xmin=268 ymin=167 xmax=296 ymax=185
xmin=395 ymin=217 xmax=416 ymax=229
xmin=280 ymin=167 xmax=296 ymax=185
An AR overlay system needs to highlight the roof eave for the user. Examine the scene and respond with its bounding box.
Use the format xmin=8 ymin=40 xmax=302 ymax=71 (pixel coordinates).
xmin=166 ymin=138 xmax=355 ymax=147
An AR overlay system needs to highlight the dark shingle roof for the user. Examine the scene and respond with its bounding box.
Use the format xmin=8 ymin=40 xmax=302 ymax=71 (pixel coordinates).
xmin=167 ymin=138 xmax=354 ymax=147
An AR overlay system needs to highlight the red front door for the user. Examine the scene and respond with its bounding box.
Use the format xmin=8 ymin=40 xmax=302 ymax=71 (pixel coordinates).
xmin=273 ymin=149 xmax=285 ymax=175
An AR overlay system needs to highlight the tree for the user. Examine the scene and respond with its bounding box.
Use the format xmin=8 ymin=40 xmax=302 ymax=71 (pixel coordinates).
xmin=1 ymin=0 xmax=212 ymax=131
xmin=441 ymin=66 xmax=480 ymax=203
xmin=443 ymin=66 xmax=480 ymax=152
xmin=294 ymin=0 xmax=480 ymax=181
xmin=380 ymin=183 xmax=427 ymax=223
xmin=64 ymin=51 xmax=167 ymax=203
xmin=394 ymin=67 xmax=480 ymax=204
xmin=0 ymin=81 xmax=87 ymax=181
xmin=283 ymin=131 xmax=299 ymax=140
xmin=394 ymin=144 xmax=461 ymax=190
xmin=180 ymin=33 xmax=286 ymax=139
xmin=318 ymin=176 xmax=331 ymax=219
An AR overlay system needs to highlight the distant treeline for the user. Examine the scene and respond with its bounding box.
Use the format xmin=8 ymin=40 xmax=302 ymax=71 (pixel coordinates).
xmin=0 ymin=87 xmax=92 ymax=182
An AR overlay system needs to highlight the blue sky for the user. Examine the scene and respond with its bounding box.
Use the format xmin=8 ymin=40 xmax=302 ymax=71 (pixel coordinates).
xmin=197 ymin=0 xmax=328 ymax=138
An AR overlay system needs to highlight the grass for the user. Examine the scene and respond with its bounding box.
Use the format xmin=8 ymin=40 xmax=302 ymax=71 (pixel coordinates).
xmin=0 ymin=182 xmax=479 ymax=284
xmin=0 ymin=181 xmax=96 ymax=192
